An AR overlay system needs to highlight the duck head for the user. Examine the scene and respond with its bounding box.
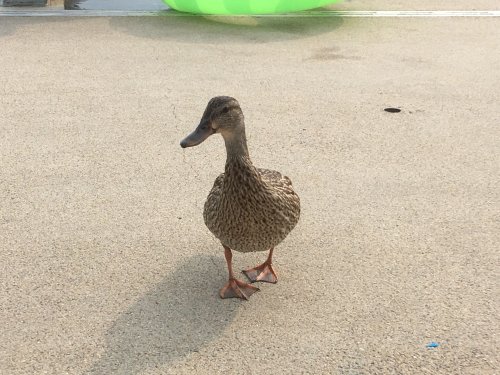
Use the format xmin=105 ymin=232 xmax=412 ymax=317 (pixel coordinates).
xmin=180 ymin=96 xmax=244 ymax=148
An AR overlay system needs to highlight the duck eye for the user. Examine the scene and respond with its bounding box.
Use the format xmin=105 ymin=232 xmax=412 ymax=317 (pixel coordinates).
xmin=222 ymin=106 xmax=229 ymax=114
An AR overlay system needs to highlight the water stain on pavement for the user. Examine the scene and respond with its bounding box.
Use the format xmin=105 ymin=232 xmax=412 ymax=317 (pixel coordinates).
xmin=109 ymin=16 xmax=345 ymax=44
xmin=308 ymin=47 xmax=362 ymax=61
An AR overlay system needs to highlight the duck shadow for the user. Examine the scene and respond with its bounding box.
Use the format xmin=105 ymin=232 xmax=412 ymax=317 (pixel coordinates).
xmin=109 ymin=11 xmax=344 ymax=44
xmin=85 ymin=254 xmax=239 ymax=375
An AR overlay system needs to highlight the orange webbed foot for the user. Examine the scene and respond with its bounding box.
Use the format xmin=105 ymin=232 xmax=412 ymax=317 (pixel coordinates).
xmin=243 ymin=263 xmax=278 ymax=284
xmin=219 ymin=278 xmax=260 ymax=300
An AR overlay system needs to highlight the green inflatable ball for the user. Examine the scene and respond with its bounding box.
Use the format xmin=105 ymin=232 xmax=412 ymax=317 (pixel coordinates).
xmin=163 ymin=0 xmax=339 ymax=15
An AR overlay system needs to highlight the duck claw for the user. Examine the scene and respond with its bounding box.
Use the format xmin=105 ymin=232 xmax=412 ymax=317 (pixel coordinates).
xmin=243 ymin=263 xmax=278 ymax=284
xmin=219 ymin=278 xmax=260 ymax=300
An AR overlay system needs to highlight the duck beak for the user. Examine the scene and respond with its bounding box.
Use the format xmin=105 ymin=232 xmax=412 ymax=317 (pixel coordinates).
xmin=180 ymin=120 xmax=215 ymax=148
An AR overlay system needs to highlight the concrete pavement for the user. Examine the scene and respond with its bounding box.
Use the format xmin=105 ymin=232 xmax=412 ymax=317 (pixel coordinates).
xmin=0 ymin=8 xmax=499 ymax=375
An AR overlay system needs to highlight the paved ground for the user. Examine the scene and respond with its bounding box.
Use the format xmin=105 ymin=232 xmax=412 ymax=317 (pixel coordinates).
xmin=1 ymin=5 xmax=499 ymax=375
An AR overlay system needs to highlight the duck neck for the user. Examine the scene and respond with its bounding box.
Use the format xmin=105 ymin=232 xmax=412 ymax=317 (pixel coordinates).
xmin=223 ymin=125 xmax=258 ymax=179
xmin=224 ymin=125 xmax=249 ymax=159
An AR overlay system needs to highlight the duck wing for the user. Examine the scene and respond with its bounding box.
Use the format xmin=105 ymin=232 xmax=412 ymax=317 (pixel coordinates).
xmin=258 ymin=168 xmax=295 ymax=192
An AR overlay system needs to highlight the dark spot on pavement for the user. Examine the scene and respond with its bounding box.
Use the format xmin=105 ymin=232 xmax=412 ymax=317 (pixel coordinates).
xmin=384 ymin=108 xmax=402 ymax=113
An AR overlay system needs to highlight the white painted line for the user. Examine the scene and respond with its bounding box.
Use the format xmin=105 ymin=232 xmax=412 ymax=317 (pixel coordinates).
xmin=326 ymin=10 xmax=500 ymax=17
xmin=0 ymin=9 xmax=499 ymax=17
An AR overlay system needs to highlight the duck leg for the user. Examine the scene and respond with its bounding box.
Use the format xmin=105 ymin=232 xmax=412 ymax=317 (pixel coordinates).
xmin=243 ymin=248 xmax=278 ymax=283
xmin=220 ymin=245 xmax=260 ymax=300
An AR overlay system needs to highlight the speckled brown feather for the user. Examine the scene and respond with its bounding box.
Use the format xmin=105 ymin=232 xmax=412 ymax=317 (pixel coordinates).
xmin=203 ymin=156 xmax=300 ymax=253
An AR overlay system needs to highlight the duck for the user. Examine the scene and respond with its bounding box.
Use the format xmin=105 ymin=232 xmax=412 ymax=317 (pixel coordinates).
xmin=180 ymin=96 xmax=300 ymax=300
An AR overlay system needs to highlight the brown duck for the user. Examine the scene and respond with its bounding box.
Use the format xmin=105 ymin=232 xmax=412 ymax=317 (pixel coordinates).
xmin=180 ymin=96 xmax=300 ymax=300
